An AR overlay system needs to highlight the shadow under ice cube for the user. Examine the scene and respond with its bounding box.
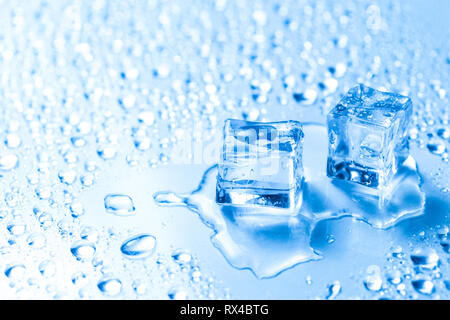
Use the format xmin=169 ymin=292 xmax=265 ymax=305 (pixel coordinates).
xmin=327 ymin=84 xmax=413 ymax=189
xmin=216 ymin=119 xmax=304 ymax=209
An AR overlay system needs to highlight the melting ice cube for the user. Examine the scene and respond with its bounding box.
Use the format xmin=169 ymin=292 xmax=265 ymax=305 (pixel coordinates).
xmin=216 ymin=119 xmax=304 ymax=209
xmin=327 ymin=84 xmax=413 ymax=189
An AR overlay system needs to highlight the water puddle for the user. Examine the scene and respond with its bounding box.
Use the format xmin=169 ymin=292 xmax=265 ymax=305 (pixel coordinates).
xmin=154 ymin=123 xmax=425 ymax=278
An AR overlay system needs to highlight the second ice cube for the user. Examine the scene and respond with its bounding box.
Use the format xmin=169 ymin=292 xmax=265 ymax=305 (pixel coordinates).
xmin=216 ymin=119 xmax=304 ymax=209
xmin=327 ymin=84 xmax=413 ymax=189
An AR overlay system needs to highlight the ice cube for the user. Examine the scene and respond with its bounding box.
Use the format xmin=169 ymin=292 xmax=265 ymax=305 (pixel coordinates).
xmin=327 ymin=84 xmax=413 ymax=189
xmin=216 ymin=119 xmax=304 ymax=209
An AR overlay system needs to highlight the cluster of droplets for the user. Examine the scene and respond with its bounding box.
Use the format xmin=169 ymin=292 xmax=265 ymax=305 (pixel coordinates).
xmin=317 ymin=225 xmax=450 ymax=300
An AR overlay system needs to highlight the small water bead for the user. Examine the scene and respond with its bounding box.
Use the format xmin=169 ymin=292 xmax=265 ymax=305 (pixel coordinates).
xmin=26 ymin=173 xmax=39 ymax=185
xmin=5 ymin=133 xmax=21 ymax=148
xmin=437 ymin=128 xmax=450 ymax=139
xmin=70 ymin=201 xmax=85 ymax=218
xmin=70 ymin=136 xmax=86 ymax=147
xmin=97 ymin=278 xmax=122 ymax=296
xmin=5 ymin=264 xmax=26 ymax=279
xmin=35 ymin=187 xmax=52 ymax=200
xmin=72 ymin=272 xmax=89 ymax=287
xmin=57 ymin=218 xmax=72 ymax=236
xmin=119 ymin=94 xmax=136 ymax=109
xmin=70 ymin=240 xmax=96 ymax=261
xmin=77 ymin=121 xmax=92 ymax=135
xmin=326 ymin=281 xmax=342 ymax=300
xmin=85 ymin=160 xmax=98 ymax=172
xmin=363 ymin=265 xmax=383 ymax=292
xmin=38 ymin=212 xmax=54 ymax=229
xmin=444 ymin=280 xmax=450 ymax=291
xmin=327 ymin=235 xmax=335 ymax=244
xmin=92 ymin=257 xmax=104 ymax=269
xmin=168 ymin=288 xmax=188 ymax=300
xmin=440 ymin=239 xmax=449 ymax=253
xmin=386 ymin=270 xmax=403 ymax=285
xmin=411 ymin=277 xmax=435 ymax=296
xmin=0 ymin=208 xmax=9 ymax=219
xmin=137 ymin=111 xmax=155 ymax=125
xmin=39 ymin=260 xmax=57 ymax=277
xmin=426 ymin=141 xmax=446 ymax=155
xmin=63 ymin=151 xmax=79 ymax=164
xmin=7 ymin=221 xmax=26 ymax=236
xmin=0 ymin=154 xmax=19 ymax=171
xmin=27 ymin=233 xmax=46 ymax=248
xmin=437 ymin=226 xmax=449 ymax=240
xmin=391 ymin=246 xmax=405 ymax=259
xmin=411 ymin=248 xmax=440 ymax=269
xmin=58 ymin=170 xmax=77 ymax=185
xmin=132 ymin=279 xmax=148 ymax=295
xmin=292 ymin=89 xmax=317 ymax=105
xmin=191 ymin=269 xmax=202 ymax=283
xmin=120 ymin=234 xmax=157 ymax=259
xmin=104 ymin=194 xmax=135 ymax=216
xmin=126 ymin=154 xmax=139 ymax=166
xmin=5 ymin=192 xmax=19 ymax=208
xmin=97 ymin=146 xmax=117 ymax=160
xmin=134 ymin=136 xmax=151 ymax=151
xmin=81 ymin=174 xmax=95 ymax=187
xmin=172 ymin=250 xmax=193 ymax=265
xmin=80 ymin=226 xmax=99 ymax=242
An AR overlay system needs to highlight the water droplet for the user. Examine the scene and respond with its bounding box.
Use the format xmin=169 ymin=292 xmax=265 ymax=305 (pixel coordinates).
xmin=444 ymin=280 xmax=450 ymax=291
xmin=7 ymin=221 xmax=26 ymax=236
xmin=104 ymin=194 xmax=135 ymax=216
xmin=70 ymin=240 xmax=96 ymax=261
xmin=0 ymin=154 xmax=18 ymax=171
xmin=191 ymin=269 xmax=202 ymax=283
xmin=391 ymin=245 xmax=405 ymax=259
xmin=411 ymin=277 xmax=435 ymax=296
xmin=132 ymin=279 xmax=148 ymax=295
xmin=437 ymin=226 xmax=449 ymax=240
xmin=27 ymin=233 xmax=46 ymax=248
xmin=293 ymin=89 xmax=317 ymax=105
xmin=440 ymin=239 xmax=449 ymax=253
xmin=58 ymin=169 xmax=77 ymax=185
xmin=39 ymin=260 xmax=57 ymax=277
xmin=38 ymin=212 xmax=54 ymax=229
xmin=427 ymin=142 xmax=446 ymax=155
xmin=326 ymin=281 xmax=341 ymax=300
xmin=172 ymin=250 xmax=193 ymax=265
xmin=71 ymin=136 xmax=86 ymax=147
xmin=5 ymin=264 xmax=26 ymax=279
xmin=97 ymin=278 xmax=122 ymax=296
xmin=5 ymin=133 xmax=21 ymax=149
xmin=386 ymin=270 xmax=402 ymax=285
xmin=363 ymin=265 xmax=383 ymax=292
xmin=35 ymin=187 xmax=52 ymax=200
xmin=70 ymin=201 xmax=85 ymax=218
xmin=97 ymin=146 xmax=117 ymax=160
xmin=72 ymin=272 xmax=89 ymax=287
xmin=138 ymin=111 xmax=155 ymax=125
xmin=411 ymin=248 xmax=440 ymax=269
xmin=80 ymin=226 xmax=99 ymax=242
xmin=436 ymin=128 xmax=450 ymax=139
xmin=120 ymin=234 xmax=156 ymax=259
xmin=168 ymin=287 xmax=188 ymax=300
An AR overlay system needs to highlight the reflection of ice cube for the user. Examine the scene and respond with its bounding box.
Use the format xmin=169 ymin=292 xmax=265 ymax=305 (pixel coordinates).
xmin=327 ymin=84 xmax=413 ymax=189
xmin=216 ymin=119 xmax=304 ymax=209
